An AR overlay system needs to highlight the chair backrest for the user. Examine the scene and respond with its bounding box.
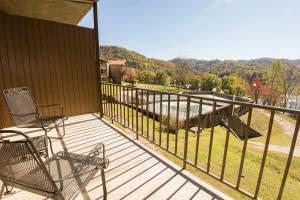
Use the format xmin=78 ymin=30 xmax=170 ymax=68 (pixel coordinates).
xmin=0 ymin=130 xmax=58 ymax=194
xmin=3 ymin=87 xmax=37 ymax=126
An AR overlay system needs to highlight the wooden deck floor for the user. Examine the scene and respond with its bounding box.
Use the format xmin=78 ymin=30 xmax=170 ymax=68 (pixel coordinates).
xmin=0 ymin=114 xmax=233 ymax=200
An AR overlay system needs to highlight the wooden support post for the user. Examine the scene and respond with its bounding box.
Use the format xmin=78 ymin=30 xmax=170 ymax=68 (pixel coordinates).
xmin=93 ymin=2 xmax=103 ymax=118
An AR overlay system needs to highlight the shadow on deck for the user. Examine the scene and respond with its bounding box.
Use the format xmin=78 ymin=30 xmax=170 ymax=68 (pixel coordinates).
xmin=1 ymin=114 xmax=232 ymax=200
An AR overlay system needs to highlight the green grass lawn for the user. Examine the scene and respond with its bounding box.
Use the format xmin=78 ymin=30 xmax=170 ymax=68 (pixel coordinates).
xmin=103 ymin=101 xmax=300 ymax=200
xmin=240 ymin=109 xmax=292 ymax=146
xmin=135 ymin=83 xmax=190 ymax=92
xmin=276 ymin=112 xmax=297 ymax=124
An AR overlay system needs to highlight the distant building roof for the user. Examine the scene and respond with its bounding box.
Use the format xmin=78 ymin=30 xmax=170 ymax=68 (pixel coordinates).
xmin=108 ymin=60 xmax=126 ymax=65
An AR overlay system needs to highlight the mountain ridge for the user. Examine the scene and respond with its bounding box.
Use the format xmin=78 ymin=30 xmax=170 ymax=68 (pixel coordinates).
xmin=100 ymin=45 xmax=300 ymax=76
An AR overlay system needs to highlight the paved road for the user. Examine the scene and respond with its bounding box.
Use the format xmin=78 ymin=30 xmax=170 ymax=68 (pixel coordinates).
xmin=249 ymin=141 xmax=300 ymax=157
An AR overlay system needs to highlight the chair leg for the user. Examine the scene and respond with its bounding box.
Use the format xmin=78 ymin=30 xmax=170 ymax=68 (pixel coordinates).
xmin=54 ymin=120 xmax=66 ymax=139
xmin=61 ymin=119 xmax=66 ymax=138
xmin=41 ymin=128 xmax=54 ymax=156
xmin=0 ymin=182 xmax=14 ymax=197
xmin=43 ymin=136 xmax=49 ymax=158
xmin=47 ymin=136 xmax=54 ymax=155
xmin=48 ymin=120 xmax=66 ymax=139
xmin=100 ymin=167 xmax=107 ymax=200
xmin=0 ymin=182 xmax=4 ymax=199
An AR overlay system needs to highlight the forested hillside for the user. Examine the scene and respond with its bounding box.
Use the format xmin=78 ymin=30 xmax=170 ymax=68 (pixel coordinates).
xmin=100 ymin=46 xmax=176 ymax=71
xmin=170 ymin=58 xmax=265 ymax=80
xmin=170 ymin=58 xmax=300 ymax=79
xmin=101 ymin=45 xmax=300 ymax=82
xmin=100 ymin=46 xmax=300 ymax=104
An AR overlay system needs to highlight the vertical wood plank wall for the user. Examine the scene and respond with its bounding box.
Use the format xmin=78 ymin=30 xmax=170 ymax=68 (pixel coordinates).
xmin=0 ymin=13 xmax=99 ymax=128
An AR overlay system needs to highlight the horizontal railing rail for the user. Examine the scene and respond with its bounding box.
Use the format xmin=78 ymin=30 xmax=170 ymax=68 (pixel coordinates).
xmin=101 ymin=83 xmax=300 ymax=200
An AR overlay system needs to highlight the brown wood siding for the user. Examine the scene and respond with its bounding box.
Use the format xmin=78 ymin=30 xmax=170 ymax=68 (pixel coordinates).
xmin=0 ymin=13 xmax=99 ymax=128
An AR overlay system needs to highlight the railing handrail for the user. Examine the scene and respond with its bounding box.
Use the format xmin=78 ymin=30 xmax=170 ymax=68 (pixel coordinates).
xmin=104 ymin=83 xmax=300 ymax=114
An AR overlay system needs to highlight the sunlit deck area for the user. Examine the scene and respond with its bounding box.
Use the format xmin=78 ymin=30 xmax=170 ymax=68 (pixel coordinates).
xmin=0 ymin=114 xmax=232 ymax=200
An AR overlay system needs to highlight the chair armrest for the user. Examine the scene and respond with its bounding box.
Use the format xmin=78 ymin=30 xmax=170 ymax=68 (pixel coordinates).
xmin=31 ymin=135 xmax=54 ymax=155
xmin=36 ymin=104 xmax=64 ymax=116
xmin=9 ymin=112 xmax=45 ymax=130
xmin=10 ymin=112 xmax=41 ymax=118
xmin=54 ymin=143 xmax=108 ymax=184
xmin=37 ymin=104 xmax=61 ymax=108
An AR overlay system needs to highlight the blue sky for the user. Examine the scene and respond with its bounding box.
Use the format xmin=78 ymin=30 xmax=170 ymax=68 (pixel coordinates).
xmin=79 ymin=0 xmax=300 ymax=60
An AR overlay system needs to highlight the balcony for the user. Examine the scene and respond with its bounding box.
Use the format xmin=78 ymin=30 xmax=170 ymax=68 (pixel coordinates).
xmin=0 ymin=2 xmax=299 ymax=199
xmin=0 ymin=114 xmax=232 ymax=200
xmin=1 ymin=84 xmax=300 ymax=200
xmin=99 ymin=83 xmax=300 ymax=200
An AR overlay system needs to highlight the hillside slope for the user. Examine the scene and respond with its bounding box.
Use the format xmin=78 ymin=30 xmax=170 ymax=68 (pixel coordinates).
xmin=100 ymin=46 xmax=176 ymax=71
xmin=100 ymin=45 xmax=300 ymax=80
xmin=170 ymin=57 xmax=300 ymax=77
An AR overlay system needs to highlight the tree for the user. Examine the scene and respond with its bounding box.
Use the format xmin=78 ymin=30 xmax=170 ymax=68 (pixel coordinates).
xmin=264 ymin=60 xmax=300 ymax=107
xmin=221 ymin=75 xmax=247 ymax=96
xmin=155 ymin=70 xmax=171 ymax=86
xmin=138 ymin=70 xmax=156 ymax=84
xmin=176 ymin=67 xmax=191 ymax=86
xmin=188 ymin=74 xmax=201 ymax=90
xmin=283 ymin=65 xmax=300 ymax=108
xmin=200 ymin=73 xmax=222 ymax=91
xmin=264 ymin=60 xmax=285 ymax=105
xmin=260 ymin=85 xmax=281 ymax=105
xmin=190 ymin=79 xmax=201 ymax=90
xmin=295 ymin=87 xmax=300 ymax=111
xmin=124 ymin=68 xmax=137 ymax=85
xmin=248 ymin=79 xmax=264 ymax=103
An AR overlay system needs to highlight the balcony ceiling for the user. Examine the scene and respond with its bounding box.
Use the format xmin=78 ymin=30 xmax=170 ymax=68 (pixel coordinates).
xmin=0 ymin=0 xmax=95 ymax=25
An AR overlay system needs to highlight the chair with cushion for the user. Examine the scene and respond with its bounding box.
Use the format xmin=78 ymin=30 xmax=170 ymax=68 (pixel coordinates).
xmin=3 ymin=87 xmax=67 ymax=139
xmin=0 ymin=130 xmax=109 ymax=200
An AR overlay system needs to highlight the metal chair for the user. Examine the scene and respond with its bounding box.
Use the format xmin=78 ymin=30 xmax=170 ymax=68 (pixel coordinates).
xmin=0 ymin=130 xmax=109 ymax=200
xmin=3 ymin=87 xmax=67 ymax=139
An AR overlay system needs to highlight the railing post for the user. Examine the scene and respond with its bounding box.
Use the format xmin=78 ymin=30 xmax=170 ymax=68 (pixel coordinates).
xmin=175 ymin=95 xmax=180 ymax=154
xmin=112 ymin=85 xmax=116 ymax=122
xmin=135 ymin=88 xmax=139 ymax=139
xmin=116 ymin=85 xmax=119 ymax=122
xmin=152 ymin=91 xmax=156 ymax=142
xmin=166 ymin=94 xmax=171 ymax=150
xmin=236 ymin=106 xmax=253 ymax=188
xmin=146 ymin=90 xmax=149 ymax=139
xmin=194 ymin=98 xmax=203 ymax=166
xmin=131 ymin=87 xmax=134 ymax=129
xmin=183 ymin=96 xmax=191 ymax=169
xmin=141 ymin=90 xmax=144 ymax=136
xmin=109 ymin=84 xmax=113 ymax=123
xmin=119 ymin=85 xmax=122 ymax=123
xmin=123 ymin=86 xmax=126 ymax=124
xmin=159 ymin=92 xmax=163 ymax=146
xmin=102 ymin=84 xmax=106 ymax=115
xmin=127 ymin=87 xmax=129 ymax=127
xmin=254 ymin=110 xmax=275 ymax=199
xmin=207 ymin=101 xmax=217 ymax=173
xmin=221 ymin=104 xmax=234 ymax=180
